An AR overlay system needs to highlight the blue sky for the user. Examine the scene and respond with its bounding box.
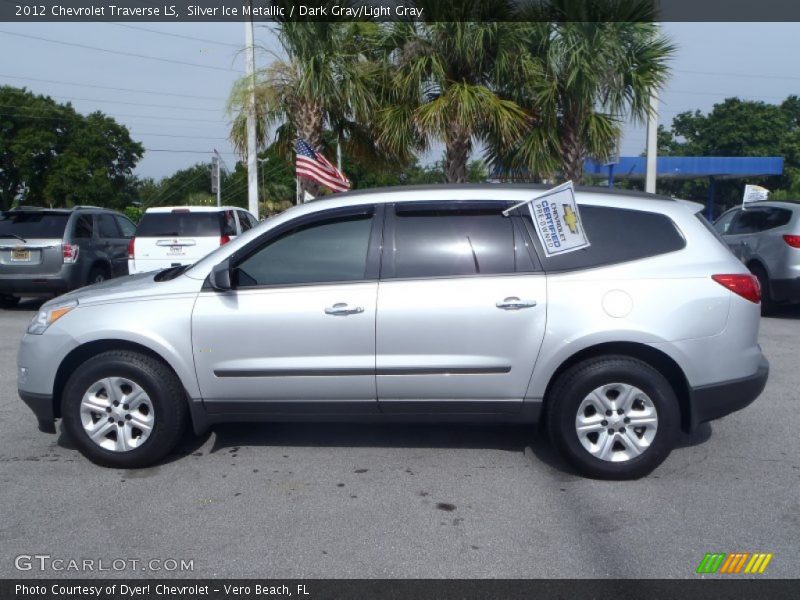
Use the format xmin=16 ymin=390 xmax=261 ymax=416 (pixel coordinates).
xmin=0 ymin=22 xmax=798 ymax=180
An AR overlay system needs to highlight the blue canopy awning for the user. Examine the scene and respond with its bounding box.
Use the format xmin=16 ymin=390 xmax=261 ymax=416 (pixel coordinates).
xmin=583 ymin=156 xmax=784 ymax=180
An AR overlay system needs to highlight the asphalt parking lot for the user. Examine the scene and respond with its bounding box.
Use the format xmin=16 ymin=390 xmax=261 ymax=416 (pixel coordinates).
xmin=0 ymin=298 xmax=798 ymax=579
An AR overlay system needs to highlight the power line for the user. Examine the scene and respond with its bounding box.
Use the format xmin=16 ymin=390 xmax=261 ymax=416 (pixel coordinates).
xmin=0 ymin=30 xmax=239 ymax=73
xmin=0 ymin=73 xmax=226 ymax=101
xmin=107 ymin=23 xmax=242 ymax=49
xmin=132 ymin=131 xmax=230 ymax=140
xmin=145 ymin=148 xmax=237 ymax=155
xmin=0 ymin=105 xmax=227 ymax=123
xmin=674 ymin=68 xmax=800 ymax=82
xmin=42 ymin=93 xmax=223 ymax=113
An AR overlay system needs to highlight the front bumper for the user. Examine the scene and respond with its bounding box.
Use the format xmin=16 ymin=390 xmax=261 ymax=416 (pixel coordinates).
xmin=688 ymin=356 xmax=769 ymax=430
xmin=19 ymin=390 xmax=56 ymax=433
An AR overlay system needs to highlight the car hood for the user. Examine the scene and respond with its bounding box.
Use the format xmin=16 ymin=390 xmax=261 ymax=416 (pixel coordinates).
xmin=43 ymin=270 xmax=202 ymax=308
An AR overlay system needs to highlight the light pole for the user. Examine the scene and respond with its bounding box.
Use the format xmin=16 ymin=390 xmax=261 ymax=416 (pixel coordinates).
xmin=244 ymin=1 xmax=259 ymax=218
xmin=257 ymin=157 xmax=268 ymax=204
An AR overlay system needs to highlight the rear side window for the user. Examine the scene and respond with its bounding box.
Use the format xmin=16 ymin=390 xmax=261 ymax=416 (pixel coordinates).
xmin=523 ymin=205 xmax=685 ymax=271
xmin=386 ymin=204 xmax=518 ymax=278
xmin=72 ymin=215 xmax=93 ymax=239
xmin=0 ymin=211 xmax=69 ymax=239
xmin=114 ymin=215 xmax=136 ymax=237
xmin=763 ymin=208 xmax=792 ymax=230
xmin=238 ymin=211 xmax=252 ymax=232
xmin=136 ymin=212 xmax=224 ymax=237
xmin=730 ymin=209 xmax=769 ymax=234
xmin=96 ymin=214 xmax=121 ymax=238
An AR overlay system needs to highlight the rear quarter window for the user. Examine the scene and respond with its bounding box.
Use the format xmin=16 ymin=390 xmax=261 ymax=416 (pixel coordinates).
xmin=136 ymin=212 xmax=224 ymax=237
xmin=523 ymin=205 xmax=685 ymax=271
xmin=0 ymin=211 xmax=69 ymax=239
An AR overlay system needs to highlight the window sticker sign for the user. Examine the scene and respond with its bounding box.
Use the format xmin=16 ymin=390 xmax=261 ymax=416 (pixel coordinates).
xmin=504 ymin=181 xmax=590 ymax=257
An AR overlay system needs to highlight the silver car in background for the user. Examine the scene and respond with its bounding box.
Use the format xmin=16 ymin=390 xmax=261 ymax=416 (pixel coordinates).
xmin=714 ymin=201 xmax=800 ymax=314
xmin=17 ymin=185 xmax=769 ymax=479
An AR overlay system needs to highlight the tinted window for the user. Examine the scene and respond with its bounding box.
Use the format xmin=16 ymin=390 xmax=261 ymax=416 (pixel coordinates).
xmin=235 ymin=214 xmax=373 ymax=287
xmin=0 ymin=211 xmax=69 ymax=239
xmin=763 ymin=208 xmax=792 ymax=230
xmin=238 ymin=211 xmax=252 ymax=232
xmin=136 ymin=212 xmax=223 ymax=237
xmin=731 ymin=209 xmax=769 ymax=234
xmin=388 ymin=205 xmax=516 ymax=278
xmin=115 ymin=215 xmax=136 ymax=237
xmin=524 ymin=205 xmax=685 ymax=271
xmin=222 ymin=210 xmax=237 ymax=236
xmin=714 ymin=210 xmax=738 ymax=235
xmin=96 ymin=214 xmax=121 ymax=238
xmin=72 ymin=215 xmax=93 ymax=239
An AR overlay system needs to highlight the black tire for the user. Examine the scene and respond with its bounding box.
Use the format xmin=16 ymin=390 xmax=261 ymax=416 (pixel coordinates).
xmin=546 ymin=355 xmax=679 ymax=480
xmin=750 ymin=264 xmax=775 ymax=316
xmin=61 ymin=350 xmax=187 ymax=468
xmin=87 ymin=265 xmax=109 ymax=286
xmin=0 ymin=294 xmax=20 ymax=309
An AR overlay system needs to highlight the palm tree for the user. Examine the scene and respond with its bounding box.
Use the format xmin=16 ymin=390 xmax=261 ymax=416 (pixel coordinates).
xmin=228 ymin=19 xmax=381 ymax=200
xmin=376 ymin=0 xmax=537 ymax=183
xmin=492 ymin=0 xmax=675 ymax=182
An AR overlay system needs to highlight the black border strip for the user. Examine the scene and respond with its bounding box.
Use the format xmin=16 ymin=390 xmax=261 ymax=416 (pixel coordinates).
xmin=213 ymin=366 xmax=512 ymax=377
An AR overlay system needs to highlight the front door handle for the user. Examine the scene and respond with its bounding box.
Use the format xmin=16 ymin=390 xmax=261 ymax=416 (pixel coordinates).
xmin=324 ymin=303 xmax=364 ymax=316
xmin=496 ymin=297 xmax=537 ymax=310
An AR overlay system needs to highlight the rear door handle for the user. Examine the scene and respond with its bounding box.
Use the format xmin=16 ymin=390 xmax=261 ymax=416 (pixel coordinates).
xmin=496 ymin=297 xmax=537 ymax=310
xmin=324 ymin=303 xmax=364 ymax=316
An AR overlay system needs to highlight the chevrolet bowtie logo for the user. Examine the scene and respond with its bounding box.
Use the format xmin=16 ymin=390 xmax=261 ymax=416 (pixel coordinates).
xmin=562 ymin=204 xmax=579 ymax=234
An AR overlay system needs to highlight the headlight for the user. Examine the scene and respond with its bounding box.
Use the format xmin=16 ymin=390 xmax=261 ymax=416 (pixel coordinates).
xmin=27 ymin=300 xmax=78 ymax=335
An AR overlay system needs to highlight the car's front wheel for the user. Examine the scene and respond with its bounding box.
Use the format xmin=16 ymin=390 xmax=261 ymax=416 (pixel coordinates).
xmin=61 ymin=351 xmax=187 ymax=468
xmin=546 ymin=355 xmax=679 ymax=479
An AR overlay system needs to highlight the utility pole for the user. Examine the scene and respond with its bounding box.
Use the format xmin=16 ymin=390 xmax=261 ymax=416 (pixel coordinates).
xmin=336 ymin=136 xmax=342 ymax=172
xmin=645 ymin=90 xmax=658 ymax=194
xmin=211 ymin=152 xmax=221 ymax=207
xmin=244 ymin=2 xmax=259 ymax=218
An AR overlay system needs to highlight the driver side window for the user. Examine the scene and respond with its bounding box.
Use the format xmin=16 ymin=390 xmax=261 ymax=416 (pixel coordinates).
xmin=234 ymin=213 xmax=375 ymax=287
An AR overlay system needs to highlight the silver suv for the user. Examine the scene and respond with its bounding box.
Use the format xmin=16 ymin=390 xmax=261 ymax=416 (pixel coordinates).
xmin=0 ymin=206 xmax=136 ymax=307
xmin=17 ymin=185 xmax=769 ymax=479
xmin=714 ymin=201 xmax=800 ymax=314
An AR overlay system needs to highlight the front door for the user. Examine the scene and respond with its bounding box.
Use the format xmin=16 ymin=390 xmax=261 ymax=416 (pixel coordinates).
xmin=192 ymin=206 xmax=382 ymax=414
xmin=376 ymin=202 xmax=547 ymax=413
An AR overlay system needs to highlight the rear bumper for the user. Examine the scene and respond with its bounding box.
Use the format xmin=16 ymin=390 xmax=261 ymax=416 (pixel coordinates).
xmin=688 ymin=356 xmax=769 ymax=429
xmin=770 ymin=277 xmax=800 ymax=303
xmin=0 ymin=269 xmax=78 ymax=295
xmin=19 ymin=390 xmax=56 ymax=434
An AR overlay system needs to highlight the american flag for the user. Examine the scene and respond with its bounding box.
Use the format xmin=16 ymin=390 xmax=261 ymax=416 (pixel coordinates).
xmin=295 ymin=138 xmax=351 ymax=193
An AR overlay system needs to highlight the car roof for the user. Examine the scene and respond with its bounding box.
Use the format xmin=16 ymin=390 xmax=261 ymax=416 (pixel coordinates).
xmin=3 ymin=205 xmax=117 ymax=214
xmin=144 ymin=206 xmax=243 ymax=213
xmin=272 ymin=183 xmax=683 ymax=223
xmin=729 ymin=201 xmax=800 ymax=210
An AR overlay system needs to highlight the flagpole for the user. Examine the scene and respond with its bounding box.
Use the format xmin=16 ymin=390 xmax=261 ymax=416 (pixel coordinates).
xmin=244 ymin=2 xmax=259 ymax=218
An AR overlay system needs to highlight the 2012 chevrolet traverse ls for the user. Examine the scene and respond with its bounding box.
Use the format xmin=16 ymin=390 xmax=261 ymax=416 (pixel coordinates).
xmin=17 ymin=185 xmax=768 ymax=479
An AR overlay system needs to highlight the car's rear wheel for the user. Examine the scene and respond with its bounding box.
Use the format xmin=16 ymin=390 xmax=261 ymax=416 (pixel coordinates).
xmin=61 ymin=351 xmax=187 ymax=468
xmin=750 ymin=264 xmax=775 ymax=316
xmin=0 ymin=294 xmax=20 ymax=309
xmin=87 ymin=265 xmax=109 ymax=286
xmin=546 ymin=355 xmax=679 ymax=480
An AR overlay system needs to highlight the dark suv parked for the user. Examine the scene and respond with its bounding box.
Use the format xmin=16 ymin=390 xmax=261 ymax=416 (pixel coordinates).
xmin=0 ymin=206 xmax=136 ymax=308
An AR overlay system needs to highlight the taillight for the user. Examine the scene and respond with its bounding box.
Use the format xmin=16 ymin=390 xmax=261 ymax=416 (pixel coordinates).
xmin=62 ymin=243 xmax=79 ymax=264
xmin=127 ymin=237 xmax=135 ymax=259
xmin=220 ymin=235 xmax=230 ymax=246
xmin=783 ymin=234 xmax=800 ymax=248
xmin=712 ymin=274 xmax=761 ymax=304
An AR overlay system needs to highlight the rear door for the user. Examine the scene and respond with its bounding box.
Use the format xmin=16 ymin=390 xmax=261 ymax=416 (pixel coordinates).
xmin=133 ymin=211 xmax=225 ymax=272
xmin=0 ymin=211 xmax=70 ymax=276
xmin=192 ymin=205 xmax=382 ymax=413
xmin=95 ymin=213 xmax=128 ymax=276
xmin=375 ymin=201 xmax=547 ymax=414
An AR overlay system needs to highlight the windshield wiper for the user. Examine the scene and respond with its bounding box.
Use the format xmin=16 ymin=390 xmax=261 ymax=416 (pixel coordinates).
xmin=0 ymin=233 xmax=26 ymax=242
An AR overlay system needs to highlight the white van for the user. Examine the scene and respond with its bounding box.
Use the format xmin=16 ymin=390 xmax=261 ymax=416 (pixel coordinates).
xmin=128 ymin=206 xmax=257 ymax=274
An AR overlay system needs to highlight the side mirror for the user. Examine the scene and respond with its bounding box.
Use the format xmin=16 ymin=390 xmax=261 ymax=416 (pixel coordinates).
xmin=209 ymin=260 xmax=232 ymax=291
